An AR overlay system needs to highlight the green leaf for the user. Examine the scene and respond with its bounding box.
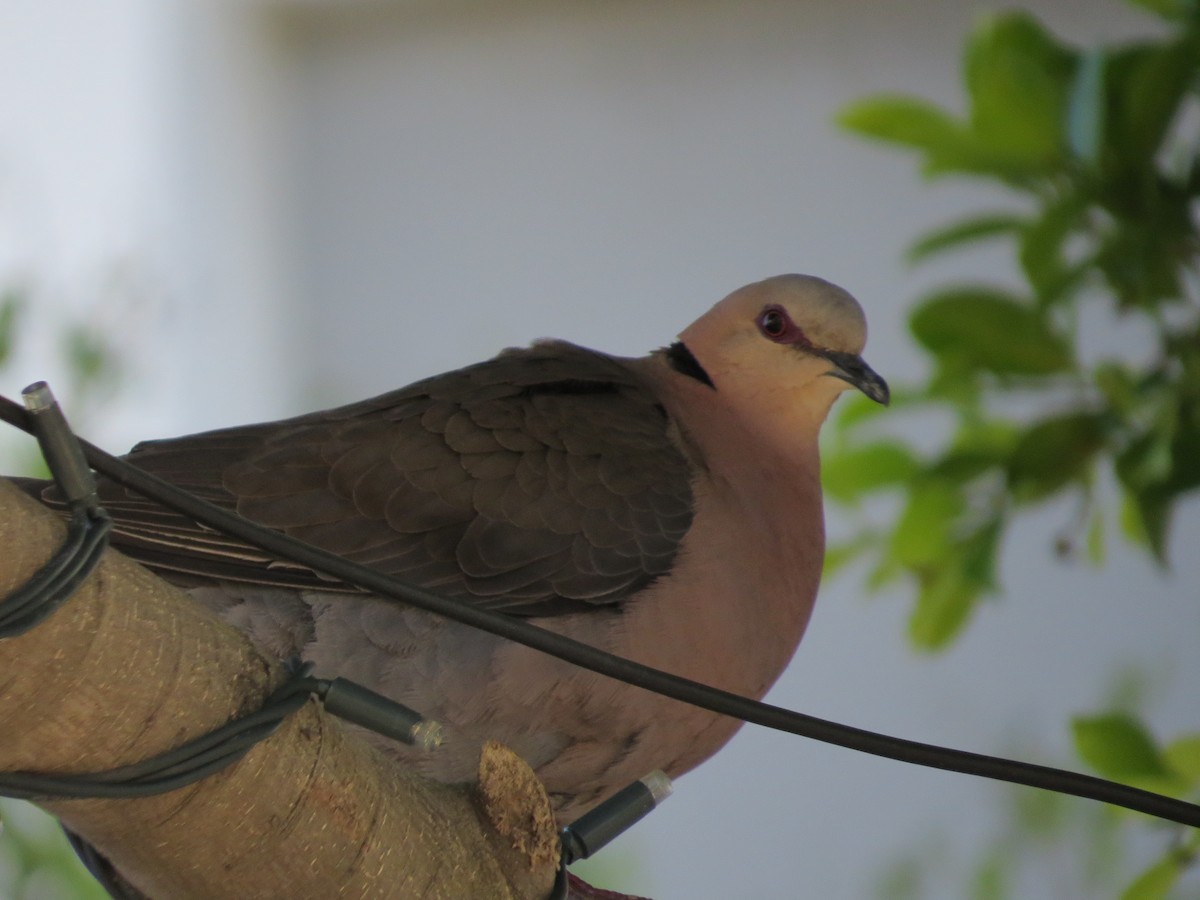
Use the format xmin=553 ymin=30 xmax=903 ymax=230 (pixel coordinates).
xmin=951 ymin=418 xmax=1021 ymax=459
xmin=1104 ymin=37 xmax=1199 ymax=173
xmin=64 ymin=324 xmax=112 ymax=383
xmin=823 ymin=534 xmax=878 ymax=579
xmin=837 ymin=95 xmax=984 ymax=176
xmin=964 ymin=12 xmax=1076 ymax=174
xmin=1119 ymin=488 xmax=1148 ymax=546
xmin=1018 ymin=193 xmax=1089 ymax=304
xmin=906 ymin=214 xmax=1023 ymax=264
xmin=910 ymin=288 xmax=1073 ymax=375
xmin=1120 ymin=486 xmax=1173 ymax=564
xmin=1161 ymin=387 xmax=1200 ymax=494
xmin=1116 ymin=429 xmax=1174 ymax=491
xmin=908 ymin=564 xmax=977 ymax=650
xmin=970 ymin=850 xmax=1007 ymax=900
xmin=837 ymin=95 xmax=1033 ymax=178
xmin=1136 ymin=492 xmax=1174 ymax=564
xmin=823 ymin=441 xmax=920 ymax=503
xmin=0 ymin=288 xmax=22 ymax=367
xmin=1072 ymin=713 xmax=1171 ymax=781
xmin=889 ymin=481 xmax=964 ymax=568
xmin=929 ymin=417 xmax=1018 ymax=481
xmin=867 ymin=554 xmax=902 ymax=591
xmin=927 ymin=449 xmax=1001 ymax=483
xmin=1120 ymin=855 xmax=1181 ymax=900
xmin=907 ymin=518 xmax=1001 ymax=650
xmin=1085 ymin=509 xmax=1106 ymax=565
xmin=837 ymin=94 xmax=965 ymax=153
xmin=1094 ymin=362 xmax=1138 ymax=414
xmin=1096 ymin=209 xmax=1190 ymax=309
xmin=926 ymin=354 xmax=984 ymax=407
xmin=1008 ymin=412 xmax=1106 ymax=501
xmin=1162 ymin=734 xmax=1200 ymax=784
xmin=1012 ymin=783 xmax=1067 ymax=836
xmin=1066 ymin=48 xmax=1106 ymax=165
xmin=832 ymin=389 xmax=896 ymax=435
xmin=958 ymin=516 xmax=1003 ymax=590
xmin=1123 ymin=0 xmax=1197 ymax=19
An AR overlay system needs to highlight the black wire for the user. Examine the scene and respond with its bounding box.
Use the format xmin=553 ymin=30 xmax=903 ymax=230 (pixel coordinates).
xmin=0 ymin=510 xmax=85 ymax=631
xmin=0 ymin=663 xmax=317 ymax=800
xmin=0 ymin=383 xmax=113 ymax=638
xmin=1 ymin=395 xmax=1197 ymax=828
xmin=0 ymin=509 xmax=112 ymax=637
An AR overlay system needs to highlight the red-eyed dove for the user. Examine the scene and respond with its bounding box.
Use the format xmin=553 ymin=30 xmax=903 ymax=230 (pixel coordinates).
xmin=26 ymin=274 xmax=888 ymax=822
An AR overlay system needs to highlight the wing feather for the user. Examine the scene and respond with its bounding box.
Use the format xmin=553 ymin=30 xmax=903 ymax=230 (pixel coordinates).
xmin=54 ymin=341 xmax=694 ymax=616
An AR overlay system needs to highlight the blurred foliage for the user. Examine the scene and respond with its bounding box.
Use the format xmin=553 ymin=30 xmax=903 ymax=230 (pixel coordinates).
xmin=0 ymin=286 xmax=119 ymax=897
xmin=1071 ymin=713 xmax=1200 ymax=898
xmin=873 ymin=680 xmax=1199 ymax=899
xmin=830 ymin=1 xmax=1200 ymax=648
xmin=874 ymin=779 xmax=1127 ymax=900
xmin=0 ymin=800 xmax=109 ymax=900
xmin=832 ymin=1 xmax=1198 ymax=895
xmin=0 ymin=278 xmax=124 ymax=478
xmin=0 ymin=289 xmax=20 ymax=368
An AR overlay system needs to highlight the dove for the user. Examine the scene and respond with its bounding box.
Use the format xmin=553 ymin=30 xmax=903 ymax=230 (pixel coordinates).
xmin=24 ymin=274 xmax=888 ymax=823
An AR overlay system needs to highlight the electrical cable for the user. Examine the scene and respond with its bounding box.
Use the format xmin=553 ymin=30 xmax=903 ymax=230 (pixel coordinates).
xmin=0 ymin=384 xmax=113 ymax=637
xmin=0 ymin=662 xmax=316 ymax=800
xmin=0 ymin=508 xmax=111 ymax=637
xmin=1 ymin=393 xmax=1197 ymax=829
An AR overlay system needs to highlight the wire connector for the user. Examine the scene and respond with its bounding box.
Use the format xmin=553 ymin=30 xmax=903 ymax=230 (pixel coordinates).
xmin=318 ymin=677 xmax=443 ymax=750
xmin=0 ymin=383 xmax=111 ymax=639
xmin=550 ymin=771 xmax=673 ymax=899
xmin=22 ymin=381 xmax=99 ymax=512
xmin=560 ymin=770 xmax=673 ymax=865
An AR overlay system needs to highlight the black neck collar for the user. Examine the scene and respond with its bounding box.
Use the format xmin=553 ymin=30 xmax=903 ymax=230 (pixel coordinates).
xmin=665 ymin=342 xmax=715 ymax=389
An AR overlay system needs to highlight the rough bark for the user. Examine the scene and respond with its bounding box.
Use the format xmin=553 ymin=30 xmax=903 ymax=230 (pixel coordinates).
xmin=0 ymin=478 xmax=558 ymax=899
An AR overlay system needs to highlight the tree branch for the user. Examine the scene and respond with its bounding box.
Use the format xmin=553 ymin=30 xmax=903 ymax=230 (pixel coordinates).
xmin=0 ymin=478 xmax=558 ymax=899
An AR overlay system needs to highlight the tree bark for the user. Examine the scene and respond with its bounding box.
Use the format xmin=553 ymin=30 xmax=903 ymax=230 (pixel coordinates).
xmin=0 ymin=479 xmax=559 ymax=899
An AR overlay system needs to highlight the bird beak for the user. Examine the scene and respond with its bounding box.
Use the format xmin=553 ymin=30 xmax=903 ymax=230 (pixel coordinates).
xmin=819 ymin=349 xmax=890 ymax=405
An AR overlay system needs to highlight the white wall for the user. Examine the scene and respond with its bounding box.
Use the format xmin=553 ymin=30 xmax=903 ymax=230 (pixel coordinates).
xmin=1 ymin=1 xmax=1195 ymax=898
xmin=0 ymin=0 xmax=168 ymax=445
xmin=0 ymin=1 xmax=303 ymax=443
xmin=280 ymin=4 xmax=1198 ymax=895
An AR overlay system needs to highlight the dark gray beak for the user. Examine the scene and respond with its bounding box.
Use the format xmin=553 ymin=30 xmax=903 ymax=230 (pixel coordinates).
xmin=819 ymin=349 xmax=890 ymax=405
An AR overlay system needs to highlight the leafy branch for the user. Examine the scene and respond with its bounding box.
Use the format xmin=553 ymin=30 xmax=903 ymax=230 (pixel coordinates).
xmin=828 ymin=2 xmax=1199 ymax=895
xmin=827 ymin=1 xmax=1200 ymax=650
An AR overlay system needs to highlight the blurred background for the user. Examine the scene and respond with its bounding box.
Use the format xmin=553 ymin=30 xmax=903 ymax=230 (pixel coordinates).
xmin=1 ymin=1 xmax=1197 ymax=897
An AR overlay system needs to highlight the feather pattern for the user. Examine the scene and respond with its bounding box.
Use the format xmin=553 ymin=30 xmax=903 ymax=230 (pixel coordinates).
xmin=61 ymin=340 xmax=695 ymax=616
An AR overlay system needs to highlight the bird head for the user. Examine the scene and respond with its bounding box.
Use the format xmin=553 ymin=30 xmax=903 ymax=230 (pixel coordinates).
xmin=670 ymin=275 xmax=889 ymax=424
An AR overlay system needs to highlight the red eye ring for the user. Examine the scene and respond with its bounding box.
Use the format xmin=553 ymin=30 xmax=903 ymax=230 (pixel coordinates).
xmin=758 ymin=304 xmax=808 ymax=345
xmin=760 ymin=307 xmax=787 ymax=338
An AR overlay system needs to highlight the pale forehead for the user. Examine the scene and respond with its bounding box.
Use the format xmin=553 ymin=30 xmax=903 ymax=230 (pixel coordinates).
xmin=736 ymin=274 xmax=868 ymax=349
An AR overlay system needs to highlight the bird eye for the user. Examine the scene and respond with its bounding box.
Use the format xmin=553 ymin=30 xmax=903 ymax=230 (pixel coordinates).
xmin=758 ymin=307 xmax=796 ymax=340
xmin=760 ymin=308 xmax=785 ymax=336
xmin=757 ymin=305 xmax=811 ymax=346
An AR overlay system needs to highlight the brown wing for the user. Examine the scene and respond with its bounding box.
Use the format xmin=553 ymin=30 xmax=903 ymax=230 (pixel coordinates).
xmin=78 ymin=341 xmax=694 ymax=615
